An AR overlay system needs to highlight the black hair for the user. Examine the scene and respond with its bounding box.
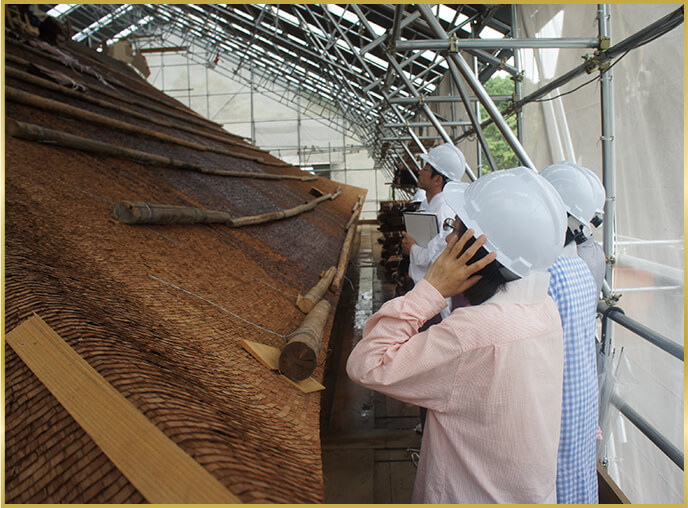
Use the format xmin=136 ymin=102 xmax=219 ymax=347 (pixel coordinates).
xmin=564 ymin=213 xmax=588 ymax=246
xmin=458 ymin=236 xmax=510 ymax=306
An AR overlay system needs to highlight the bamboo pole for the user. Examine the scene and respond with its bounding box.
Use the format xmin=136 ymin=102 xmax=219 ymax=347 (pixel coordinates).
xmin=5 ymin=64 xmax=289 ymax=166
xmin=229 ymin=186 xmax=341 ymax=227
xmin=113 ymin=202 xmax=234 ymax=225
xmin=345 ymin=196 xmax=365 ymax=230
xmin=6 ymin=118 xmax=316 ymax=181
xmin=279 ymin=299 xmax=331 ymax=381
xmin=113 ymin=187 xmax=340 ymax=226
xmin=6 ymin=86 xmax=204 ymax=150
xmin=5 ymin=86 xmax=294 ymax=166
xmin=296 ymin=266 xmax=336 ymax=313
xmin=6 ymin=39 xmax=222 ymax=130
xmin=6 ymin=49 xmax=249 ymax=146
xmin=331 ymin=196 xmax=364 ymax=292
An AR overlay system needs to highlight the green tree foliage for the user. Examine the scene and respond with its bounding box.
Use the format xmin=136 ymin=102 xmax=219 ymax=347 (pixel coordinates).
xmin=478 ymin=75 xmax=519 ymax=172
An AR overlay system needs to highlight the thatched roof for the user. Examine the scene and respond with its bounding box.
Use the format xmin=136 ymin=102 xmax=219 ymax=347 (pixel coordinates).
xmin=4 ymin=23 xmax=365 ymax=504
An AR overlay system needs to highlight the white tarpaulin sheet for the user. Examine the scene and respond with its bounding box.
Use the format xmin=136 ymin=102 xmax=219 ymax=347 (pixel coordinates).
xmin=518 ymin=4 xmax=683 ymax=504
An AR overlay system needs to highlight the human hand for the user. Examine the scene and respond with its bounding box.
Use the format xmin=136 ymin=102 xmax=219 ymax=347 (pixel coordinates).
xmin=401 ymin=231 xmax=416 ymax=256
xmin=423 ymin=230 xmax=497 ymax=298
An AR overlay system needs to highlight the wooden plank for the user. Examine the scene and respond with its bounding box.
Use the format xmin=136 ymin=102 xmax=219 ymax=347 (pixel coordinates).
xmin=597 ymin=463 xmax=631 ymax=503
xmin=242 ymin=339 xmax=325 ymax=393
xmin=6 ymin=314 xmax=241 ymax=504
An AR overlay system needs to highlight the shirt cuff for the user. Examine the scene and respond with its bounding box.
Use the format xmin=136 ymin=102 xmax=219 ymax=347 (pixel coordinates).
xmin=407 ymin=278 xmax=449 ymax=318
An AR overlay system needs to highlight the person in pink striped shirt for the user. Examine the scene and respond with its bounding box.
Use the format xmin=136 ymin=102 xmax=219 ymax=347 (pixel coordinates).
xmin=347 ymin=167 xmax=568 ymax=503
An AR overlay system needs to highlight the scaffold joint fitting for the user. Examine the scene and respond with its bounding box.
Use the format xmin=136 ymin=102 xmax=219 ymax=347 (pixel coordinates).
xmin=598 ymin=36 xmax=610 ymax=51
xmin=448 ymin=33 xmax=460 ymax=53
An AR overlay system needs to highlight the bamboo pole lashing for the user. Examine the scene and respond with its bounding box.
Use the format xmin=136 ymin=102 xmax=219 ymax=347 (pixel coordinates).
xmin=6 ymin=118 xmax=316 ymax=182
xmin=296 ymin=266 xmax=337 ymax=313
xmin=6 ymin=63 xmax=290 ymax=166
xmin=278 ymin=299 xmax=331 ymax=382
xmin=7 ymin=49 xmax=261 ymax=153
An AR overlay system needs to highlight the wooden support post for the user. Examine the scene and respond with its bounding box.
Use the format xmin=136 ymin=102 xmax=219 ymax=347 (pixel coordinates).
xmin=279 ymin=300 xmax=331 ymax=381
xmin=296 ymin=266 xmax=336 ymax=313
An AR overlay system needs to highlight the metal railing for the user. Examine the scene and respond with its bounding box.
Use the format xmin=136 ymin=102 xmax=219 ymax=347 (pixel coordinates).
xmin=598 ymin=301 xmax=684 ymax=470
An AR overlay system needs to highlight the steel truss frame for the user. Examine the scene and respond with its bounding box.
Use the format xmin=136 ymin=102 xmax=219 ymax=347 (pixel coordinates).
xmin=42 ymin=0 xmax=683 ymax=291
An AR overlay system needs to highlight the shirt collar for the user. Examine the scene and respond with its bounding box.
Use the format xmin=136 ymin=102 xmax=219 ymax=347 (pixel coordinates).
xmin=484 ymin=270 xmax=551 ymax=305
xmin=561 ymin=242 xmax=578 ymax=258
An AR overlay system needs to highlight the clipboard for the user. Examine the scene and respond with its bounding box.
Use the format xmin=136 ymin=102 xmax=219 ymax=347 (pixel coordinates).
xmin=403 ymin=212 xmax=439 ymax=248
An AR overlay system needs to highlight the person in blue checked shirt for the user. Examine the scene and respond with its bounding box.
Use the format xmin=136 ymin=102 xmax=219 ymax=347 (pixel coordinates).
xmin=541 ymin=161 xmax=601 ymax=504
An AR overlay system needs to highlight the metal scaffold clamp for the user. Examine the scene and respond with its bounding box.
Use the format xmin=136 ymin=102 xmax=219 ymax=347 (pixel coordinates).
xmin=598 ymin=35 xmax=611 ymax=51
xmin=418 ymin=93 xmax=426 ymax=105
xmin=448 ymin=33 xmax=460 ymax=53
xmin=582 ymin=52 xmax=612 ymax=74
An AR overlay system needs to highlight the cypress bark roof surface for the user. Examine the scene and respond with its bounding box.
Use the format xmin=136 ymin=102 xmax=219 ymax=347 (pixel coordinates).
xmin=4 ymin=27 xmax=365 ymax=504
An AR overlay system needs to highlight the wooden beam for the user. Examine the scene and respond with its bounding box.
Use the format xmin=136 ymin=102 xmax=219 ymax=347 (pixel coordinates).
xmin=6 ymin=314 xmax=241 ymax=504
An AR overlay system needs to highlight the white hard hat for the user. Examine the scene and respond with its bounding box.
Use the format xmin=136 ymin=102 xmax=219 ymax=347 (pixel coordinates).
xmin=580 ymin=165 xmax=605 ymax=227
xmin=540 ymin=161 xmax=603 ymax=228
xmin=411 ymin=188 xmax=426 ymax=203
xmin=419 ymin=142 xmax=466 ymax=181
xmin=444 ymin=167 xmax=567 ymax=279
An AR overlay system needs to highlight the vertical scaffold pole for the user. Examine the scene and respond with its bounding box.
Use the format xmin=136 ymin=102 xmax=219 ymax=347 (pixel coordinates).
xmin=511 ymin=4 xmax=524 ymax=144
xmin=598 ymin=4 xmax=616 ymax=299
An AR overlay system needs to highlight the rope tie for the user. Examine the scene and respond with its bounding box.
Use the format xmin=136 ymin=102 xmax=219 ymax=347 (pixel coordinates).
xmin=285 ymin=327 xmax=321 ymax=345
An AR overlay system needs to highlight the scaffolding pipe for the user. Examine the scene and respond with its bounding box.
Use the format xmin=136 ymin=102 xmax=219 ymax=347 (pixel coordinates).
xmin=464 ymin=48 xmax=520 ymax=76
xmin=395 ymin=37 xmax=600 ymax=51
xmin=352 ymin=5 xmax=478 ymax=180
xmin=611 ymin=393 xmax=684 ymax=470
xmin=599 ymin=4 xmax=617 ymax=298
xmin=455 ymin=6 xmax=684 ymax=143
xmin=511 ymin=4 xmax=524 ymax=143
xmin=417 ymin=4 xmax=535 ymax=170
xmin=322 ymin=7 xmax=428 ymax=168
xmin=389 ymin=95 xmax=513 ymax=104
xmin=599 ymin=303 xmax=683 ymax=361
xmin=445 ymin=56 xmax=497 ymax=172
xmin=383 ymin=121 xmax=472 ymax=128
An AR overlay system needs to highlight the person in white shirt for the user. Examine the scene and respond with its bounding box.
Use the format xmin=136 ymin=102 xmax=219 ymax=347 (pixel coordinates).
xmin=401 ymin=142 xmax=466 ymax=319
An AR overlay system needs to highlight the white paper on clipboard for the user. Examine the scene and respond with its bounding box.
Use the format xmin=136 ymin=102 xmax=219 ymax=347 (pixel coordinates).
xmin=403 ymin=212 xmax=439 ymax=248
